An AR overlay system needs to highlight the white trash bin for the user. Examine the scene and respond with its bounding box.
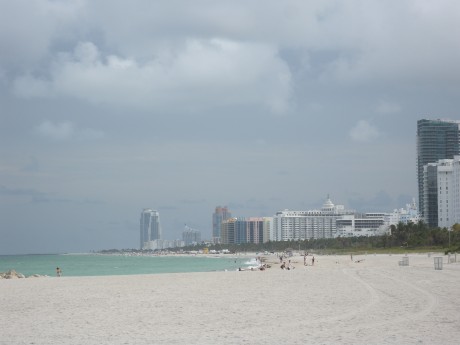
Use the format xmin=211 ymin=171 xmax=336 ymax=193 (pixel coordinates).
xmin=402 ymin=256 xmax=409 ymax=266
xmin=434 ymin=257 xmax=443 ymax=270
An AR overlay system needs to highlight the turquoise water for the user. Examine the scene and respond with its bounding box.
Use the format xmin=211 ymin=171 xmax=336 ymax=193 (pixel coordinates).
xmin=0 ymin=254 xmax=253 ymax=277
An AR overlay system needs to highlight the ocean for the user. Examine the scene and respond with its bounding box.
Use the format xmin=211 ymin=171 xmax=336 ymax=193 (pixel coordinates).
xmin=0 ymin=254 xmax=257 ymax=277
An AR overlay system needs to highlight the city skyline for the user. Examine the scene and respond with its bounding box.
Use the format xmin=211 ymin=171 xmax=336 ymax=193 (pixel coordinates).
xmin=1 ymin=1 xmax=460 ymax=254
xmin=149 ymin=195 xmax=421 ymax=246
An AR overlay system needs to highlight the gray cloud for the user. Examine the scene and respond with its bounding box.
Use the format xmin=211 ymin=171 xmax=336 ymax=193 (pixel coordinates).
xmin=36 ymin=121 xmax=75 ymax=140
xmin=349 ymin=120 xmax=381 ymax=142
xmin=348 ymin=191 xmax=396 ymax=213
xmin=375 ymin=100 xmax=402 ymax=114
xmin=35 ymin=120 xmax=105 ymax=141
xmin=22 ymin=156 xmax=40 ymax=173
xmin=0 ymin=0 xmax=459 ymax=254
xmin=0 ymin=185 xmax=44 ymax=197
xmin=13 ymin=40 xmax=292 ymax=114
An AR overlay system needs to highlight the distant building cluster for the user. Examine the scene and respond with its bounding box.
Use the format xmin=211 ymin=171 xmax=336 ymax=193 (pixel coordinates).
xmin=139 ymin=118 xmax=460 ymax=249
xmin=139 ymin=210 xmax=202 ymax=250
xmin=139 ymin=195 xmax=422 ymax=249
xmin=214 ymin=197 xmax=420 ymax=245
xmin=139 ymin=197 xmax=423 ymax=250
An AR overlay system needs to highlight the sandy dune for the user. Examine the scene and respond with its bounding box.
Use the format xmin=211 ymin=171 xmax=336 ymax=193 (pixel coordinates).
xmin=1 ymin=253 xmax=459 ymax=345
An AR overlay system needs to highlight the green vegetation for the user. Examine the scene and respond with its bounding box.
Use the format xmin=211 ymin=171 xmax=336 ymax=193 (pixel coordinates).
xmin=178 ymin=222 xmax=460 ymax=255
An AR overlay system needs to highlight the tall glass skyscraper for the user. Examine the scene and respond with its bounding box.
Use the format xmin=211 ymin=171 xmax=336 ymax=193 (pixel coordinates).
xmin=212 ymin=206 xmax=231 ymax=244
xmin=140 ymin=209 xmax=161 ymax=249
xmin=417 ymin=119 xmax=460 ymax=226
xmin=423 ymin=163 xmax=440 ymax=228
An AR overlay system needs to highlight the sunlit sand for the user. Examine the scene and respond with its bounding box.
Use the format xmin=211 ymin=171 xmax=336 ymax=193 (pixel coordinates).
xmin=1 ymin=253 xmax=459 ymax=345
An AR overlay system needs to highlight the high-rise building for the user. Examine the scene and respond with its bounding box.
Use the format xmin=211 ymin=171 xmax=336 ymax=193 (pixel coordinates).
xmin=424 ymin=156 xmax=460 ymax=229
xmin=423 ymin=163 xmax=440 ymax=227
xmin=182 ymin=225 xmax=201 ymax=246
xmin=436 ymin=159 xmax=454 ymax=228
xmin=212 ymin=206 xmax=231 ymax=244
xmin=453 ymin=156 xmax=460 ymax=227
xmin=417 ymin=119 xmax=460 ymax=226
xmin=220 ymin=218 xmax=235 ymax=245
xmin=262 ymin=217 xmax=273 ymax=243
xmin=140 ymin=209 xmax=161 ymax=249
xmin=220 ymin=217 xmax=269 ymax=244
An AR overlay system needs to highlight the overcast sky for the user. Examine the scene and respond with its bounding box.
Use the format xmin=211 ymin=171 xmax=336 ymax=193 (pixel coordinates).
xmin=1 ymin=1 xmax=460 ymax=254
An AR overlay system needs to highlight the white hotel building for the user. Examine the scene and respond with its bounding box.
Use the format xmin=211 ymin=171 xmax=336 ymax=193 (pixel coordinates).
xmin=272 ymin=197 xmax=393 ymax=241
xmin=386 ymin=199 xmax=420 ymax=226
xmin=272 ymin=198 xmax=350 ymax=241
xmin=428 ymin=156 xmax=460 ymax=228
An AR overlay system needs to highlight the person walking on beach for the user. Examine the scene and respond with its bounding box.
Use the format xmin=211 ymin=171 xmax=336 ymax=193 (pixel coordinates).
xmin=311 ymin=256 xmax=315 ymax=266
xmin=56 ymin=267 xmax=62 ymax=277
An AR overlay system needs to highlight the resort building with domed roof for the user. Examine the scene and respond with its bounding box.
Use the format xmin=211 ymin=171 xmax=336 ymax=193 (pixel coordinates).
xmin=271 ymin=196 xmax=390 ymax=241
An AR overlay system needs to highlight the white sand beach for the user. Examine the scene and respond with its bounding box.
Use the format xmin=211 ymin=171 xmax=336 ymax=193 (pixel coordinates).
xmin=1 ymin=253 xmax=459 ymax=345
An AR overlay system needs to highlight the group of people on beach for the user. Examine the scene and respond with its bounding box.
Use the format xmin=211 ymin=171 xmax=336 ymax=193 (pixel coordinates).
xmin=276 ymin=252 xmax=316 ymax=270
xmin=280 ymin=260 xmax=294 ymax=270
xmin=238 ymin=264 xmax=269 ymax=271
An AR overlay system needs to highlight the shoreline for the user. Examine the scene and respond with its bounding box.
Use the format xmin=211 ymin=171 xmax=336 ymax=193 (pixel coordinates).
xmin=1 ymin=251 xmax=453 ymax=278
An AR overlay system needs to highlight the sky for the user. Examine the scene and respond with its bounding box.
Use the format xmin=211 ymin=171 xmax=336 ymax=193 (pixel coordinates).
xmin=1 ymin=1 xmax=460 ymax=254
